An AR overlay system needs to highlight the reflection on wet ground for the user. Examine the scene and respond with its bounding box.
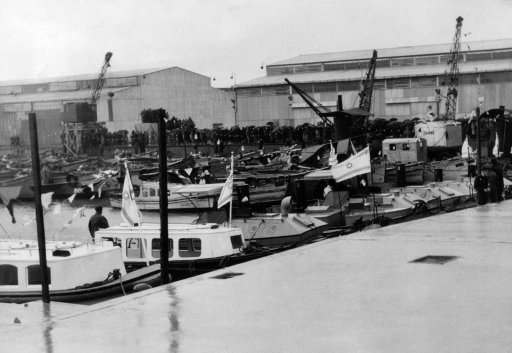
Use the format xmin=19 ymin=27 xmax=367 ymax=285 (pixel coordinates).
xmin=167 ymin=286 xmax=180 ymax=353
xmin=42 ymin=303 xmax=54 ymax=353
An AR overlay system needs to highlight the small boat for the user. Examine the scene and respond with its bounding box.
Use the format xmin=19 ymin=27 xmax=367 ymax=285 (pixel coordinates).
xmin=391 ymin=180 xmax=476 ymax=211
xmin=0 ymin=239 xmax=160 ymax=303
xmin=109 ymin=181 xmax=226 ymax=211
xmin=97 ymin=223 xmax=282 ymax=281
xmin=232 ymin=212 xmax=328 ymax=248
xmin=344 ymin=193 xmax=417 ymax=226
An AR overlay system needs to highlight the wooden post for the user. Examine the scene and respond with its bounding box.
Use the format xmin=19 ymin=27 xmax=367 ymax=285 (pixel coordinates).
xmin=28 ymin=113 xmax=50 ymax=303
xmin=158 ymin=115 xmax=170 ymax=284
xmin=476 ymin=106 xmax=481 ymax=176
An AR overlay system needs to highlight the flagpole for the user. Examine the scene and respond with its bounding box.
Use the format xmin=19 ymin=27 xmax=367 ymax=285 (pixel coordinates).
xmin=229 ymin=152 xmax=234 ymax=228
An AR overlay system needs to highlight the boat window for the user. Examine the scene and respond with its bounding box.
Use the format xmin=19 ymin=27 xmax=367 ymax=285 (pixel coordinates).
xmin=27 ymin=265 xmax=51 ymax=285
xmin=151 ymin=239 xmax=174 ymax=259
xmin=230 ymin=235 xmax=243 ymax=249
xmin=0 ymin=265 xmax=18 ymax=285
xmin=178 ymin=238 xmax=201 ymax=258
xmin=126 ymin=238 xmax=147 ymax=259
xmin=142 ymin=190 xmax=149 ymax=198
xmin=149 ymin=189 xmax=156 ymax=197
xmin=402 ymin=144 xmax=410 ymax=151
xmin=389 ymin=144 xmax=396 ymax=151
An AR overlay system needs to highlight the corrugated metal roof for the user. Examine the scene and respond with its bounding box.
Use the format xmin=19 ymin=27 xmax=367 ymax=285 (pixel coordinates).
xmin=0 ymin=67 xmax=169 ymax=87
xmin=0 ymin=87 xmax=130 ymax=104
xmin=237 ymin=60 xmax=512 ymax=88
xmin=269 ymin=38 xmax=512 ymax=66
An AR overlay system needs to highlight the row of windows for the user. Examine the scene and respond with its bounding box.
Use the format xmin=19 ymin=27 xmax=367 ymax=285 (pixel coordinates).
xmin=127 ymin=236 xmax=243 ymax=259
xmin=126 ymin=238 xmax=203 ymax=259
xmin=237 ymin=72 xmax=512 ymax=97
xmin=0 ymin=77 xmax=139 ymax=96
xmin=0 ymin=264 xmax=51 ymax=286
xmin=266 ymin=50 xmax=512 ymax=76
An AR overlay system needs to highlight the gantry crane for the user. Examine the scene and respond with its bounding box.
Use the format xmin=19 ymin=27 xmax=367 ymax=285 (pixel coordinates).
xmin=91 ymin=52 xmax=113 ymax=104
xmin=445 ymin=16 xmax=463 ymax=120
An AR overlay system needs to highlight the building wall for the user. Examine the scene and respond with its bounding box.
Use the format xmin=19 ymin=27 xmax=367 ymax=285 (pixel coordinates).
xmin=236 ymin=78 xmax=512 ymax=126
xmin=98 ymin=68 xmax=234 ymax=132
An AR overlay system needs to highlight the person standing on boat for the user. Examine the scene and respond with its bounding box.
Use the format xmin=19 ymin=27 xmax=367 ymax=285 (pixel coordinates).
xmin=88 ymin=206 xmax=109 ymax=242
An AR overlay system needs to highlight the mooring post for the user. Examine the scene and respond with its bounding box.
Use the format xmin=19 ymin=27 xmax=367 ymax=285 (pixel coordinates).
xmin=28 ymin=113 xmax=50 ymax=303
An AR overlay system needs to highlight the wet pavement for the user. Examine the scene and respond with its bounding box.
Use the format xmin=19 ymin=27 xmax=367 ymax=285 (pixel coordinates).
xmin=2 ymin=202 xmax=512 ymax=352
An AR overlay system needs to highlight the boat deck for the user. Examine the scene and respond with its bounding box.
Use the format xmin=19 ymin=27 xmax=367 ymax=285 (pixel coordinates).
xmin=2 ymin=201 xmax=512 ymax=352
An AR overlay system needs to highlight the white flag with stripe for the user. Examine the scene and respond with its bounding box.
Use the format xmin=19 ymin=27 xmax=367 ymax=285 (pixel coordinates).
xmin=121 ymin=163 xmax=141 ymax=226
xmin=331 ymin=146 xmax=371 ymax=183
xmin=217 ymin=172 xmax=233 ymax=209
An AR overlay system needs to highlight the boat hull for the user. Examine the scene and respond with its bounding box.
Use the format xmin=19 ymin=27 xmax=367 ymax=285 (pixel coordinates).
xmin=0 ymin=265 xmax=161 ymax=304
xmin=125 ymin=248 xmax=282 ymax=281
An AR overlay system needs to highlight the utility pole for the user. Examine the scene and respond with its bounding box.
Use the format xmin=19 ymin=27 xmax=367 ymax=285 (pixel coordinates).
xmin=28 ymin=113 xmax=50 ymax=303
xmin=158 ymin=112 xmax=170 ymax=284
xmin=141 ymin=109 xmax=170 ymax=284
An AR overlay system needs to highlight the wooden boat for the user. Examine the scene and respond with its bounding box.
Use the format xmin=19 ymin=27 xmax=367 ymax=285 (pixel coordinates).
xmin=344 ymin=193 xmax=417 ymax=226
xmin=109 ymin=181 xmax=226 ymax=211
xmin=391 ymin=180 xmax=476 ymax=211
xmin=97 ymin=223 xmax=282 ymax=280
xmin=0 ymin=239 xmax=159 ymax=303
xmin=232 ymin=212 xmax=328 ymax=248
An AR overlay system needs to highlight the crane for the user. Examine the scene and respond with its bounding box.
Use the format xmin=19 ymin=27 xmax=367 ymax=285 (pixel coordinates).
xmin=284 ymin=51 xmax=375 ymax=141
xmin=284 ymin=78 xmax=334 ymax=127
xmin=358 ymin=49 xmax=378 ymax=113
xmin=91 ymin=52 xmax=113 ymax=104
xmin=444 ymin=16 xmax=463 ymax=120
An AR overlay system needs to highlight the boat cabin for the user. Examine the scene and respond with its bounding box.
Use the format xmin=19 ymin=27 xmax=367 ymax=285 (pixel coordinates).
xmin=97 ymin=223 xmax=245 ymax=271
xmin=0 ymin=240 xmax=125 ymax=292
xmin=382 ymin=138 xmax=428 ymax=164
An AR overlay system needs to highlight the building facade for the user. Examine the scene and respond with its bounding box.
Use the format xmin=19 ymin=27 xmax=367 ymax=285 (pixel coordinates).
xmin=0 ymin=67 xmax=234 ymax=146
xmin=235 ymin=39 xmax=512 ymax=127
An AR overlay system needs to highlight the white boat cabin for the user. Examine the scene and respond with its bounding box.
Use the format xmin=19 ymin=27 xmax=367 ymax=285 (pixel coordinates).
xmin=138 ymin=182 xmax=225 ymax=200
xmin=97 ymin=223 xmax=245 ymax=265
xmin=0 ymin=240 xmax=125 ymax=292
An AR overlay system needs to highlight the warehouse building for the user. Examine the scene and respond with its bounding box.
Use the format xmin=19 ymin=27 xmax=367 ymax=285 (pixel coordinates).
xmin=235 ymin=38 xmax=512 ymax=127
xmin=0 ymin=67 xmax=234 ymax=146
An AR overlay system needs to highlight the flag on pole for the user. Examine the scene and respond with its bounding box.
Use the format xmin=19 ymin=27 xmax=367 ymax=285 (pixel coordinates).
xmin=331 ymin=146 xmax=371 ymax=183
xmin=461 ymin=137 xmax=474 ymax=159
xmin=67 ymin=193 xmax=77 ymax=204
xmin=217 ymin=172 xmax=233 ymax=209
xmin=0 ymin=186 xmax=21 ymax=223
xmin=493 ymin=132 xmax=499 ymax=157
xmin=41 ymin=192 xmax=54 ymax=210
xmin=328 ymin=140 xmax=337 ymax=166
xmin=121 ymin=163 xmax=141 ymax=226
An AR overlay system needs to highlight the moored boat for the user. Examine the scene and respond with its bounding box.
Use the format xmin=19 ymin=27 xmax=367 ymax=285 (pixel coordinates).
xmin=0 ymin=239 xmax=159 ymax=303
xmin=97 ymin=223 xmax=283 ymax=280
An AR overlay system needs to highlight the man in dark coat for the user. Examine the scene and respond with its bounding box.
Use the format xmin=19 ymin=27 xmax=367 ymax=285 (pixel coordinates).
xmin=88 ymin=206 xmax=109 ymax=242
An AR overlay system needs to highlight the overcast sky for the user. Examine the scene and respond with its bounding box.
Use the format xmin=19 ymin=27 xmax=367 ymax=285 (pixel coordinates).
xmin=1 ymin=0 xmax=511 ymax=87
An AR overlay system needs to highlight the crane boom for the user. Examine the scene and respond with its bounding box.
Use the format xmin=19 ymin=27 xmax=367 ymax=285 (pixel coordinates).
xmin=284 ymin=78 xmax=334 ymax=127
xmin=91 ymin=52 xmax=113 ymax=104
xmin=445 ymin=16 xmax=463 ymax=120
xmin=358 ymin=49 xmax=378 ymax=113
